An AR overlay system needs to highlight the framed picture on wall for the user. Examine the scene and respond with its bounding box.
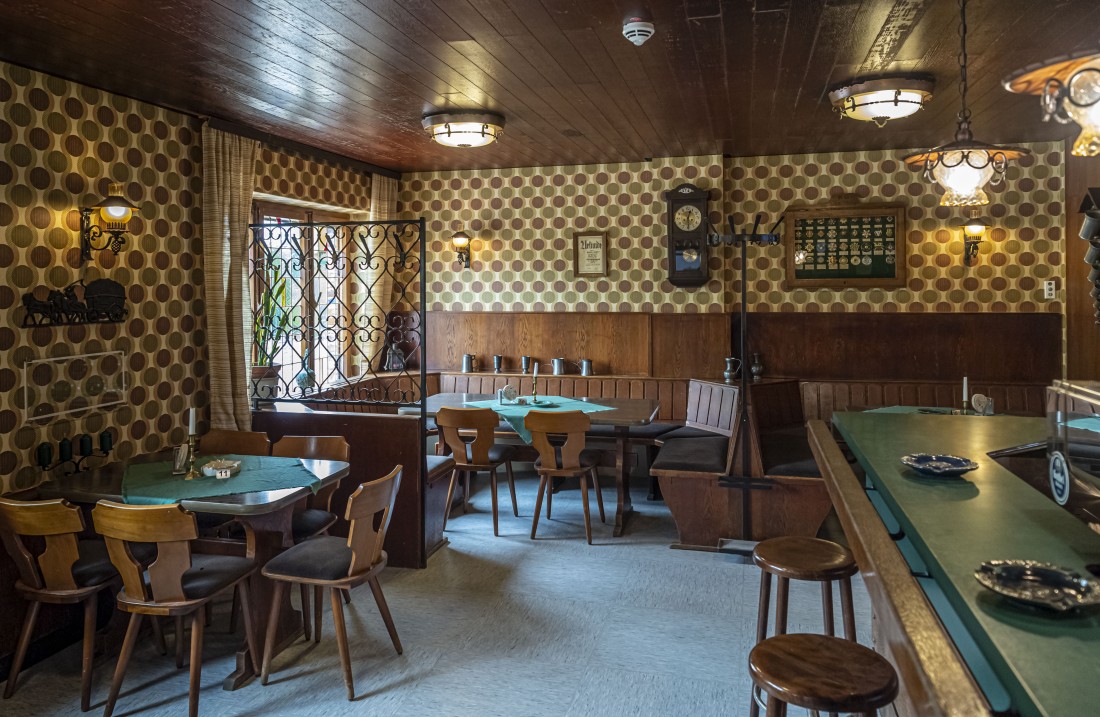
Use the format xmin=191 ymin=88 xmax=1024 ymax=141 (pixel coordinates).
xmin=573 ymin=231 xmax=609 ymax=277
xmin=782 ymin=203 xmax=907 ymax=289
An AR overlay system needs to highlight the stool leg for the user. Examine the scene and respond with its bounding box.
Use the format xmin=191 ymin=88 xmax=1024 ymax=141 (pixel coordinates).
xmin=591 ymin=468 xmax=605 ymax=523
xmin=750 ymin=571 xmax=772 ymax=717
xmin=579 ymin=473 xmax=592 ymax=545
xmin=490 ymin=467 xmax=500 ymax=536
xmin=840 ymin=575 xmax=857 ymax=641
xmin=775 ymin=577 xmax=789 ymax=637
xmin=765 ymin=693 xmax=785 ymax=717
xmin=314 ymin=585 xmax=323 ymax=643
xmin=443 ymin=468 xmax=459 ymax=531
xmin=546 ymin=475 xmax=553 ymax=518
xmin=505 ymin=460 xmax=519 ymax=517
xmin=821 ymin=581 xmax=835 ymax=637
xmin=531 ymin=474 xmax=547 ymax=539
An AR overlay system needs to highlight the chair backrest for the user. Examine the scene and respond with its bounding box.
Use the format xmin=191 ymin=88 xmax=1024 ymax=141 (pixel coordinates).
xmin=0 ymin=497 xmax=85 ymax=591
xmin=272 ymin=435 xmax=350 ymax=462
xmin=344 ymin=465 xmax=402 ymax=577
xmin=525 ymin=410 xmax=590 ymax=470
xmin=200 ymin=429 xmax=271 ymax=456
xmin=684 ymin=380 xmax=740 ymax=437
xmin=435 ymin=407 xmax=499 ymax=465
xmin=92 ymin=501 xmax=197 ymax=603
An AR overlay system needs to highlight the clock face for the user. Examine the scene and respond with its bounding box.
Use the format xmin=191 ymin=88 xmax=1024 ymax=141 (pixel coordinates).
xmin=674 ymin=205 xmax=703 ymax=232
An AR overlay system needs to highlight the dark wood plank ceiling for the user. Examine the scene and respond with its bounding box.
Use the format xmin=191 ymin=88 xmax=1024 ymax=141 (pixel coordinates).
xmin=2 ymin=0 xmax=1097 ymax=172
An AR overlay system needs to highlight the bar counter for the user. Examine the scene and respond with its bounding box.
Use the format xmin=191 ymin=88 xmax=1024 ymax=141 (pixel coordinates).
xmin=827 ymin=412 xmax=1100 ymax=717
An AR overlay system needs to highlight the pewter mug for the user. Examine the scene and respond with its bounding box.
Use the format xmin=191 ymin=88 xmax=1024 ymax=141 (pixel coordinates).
xmin=580 ymin=359 xmax=594 ymax=376
xmin=462 ymin=353 xmax=478 ymax=373
xmin=520 ymin=356 xmax=531 ymax=374
xmin=551 ymin=357 xmax=567 ymax=375
xmin=493 ymin=354 xmax=504 ymax=373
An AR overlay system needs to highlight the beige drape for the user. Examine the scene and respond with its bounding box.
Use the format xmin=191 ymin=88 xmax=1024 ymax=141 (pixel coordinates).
xmin=355 ymin=175 xmax=398 ymax=371
xmin=202 ymin=125 xmax=259 ymax=430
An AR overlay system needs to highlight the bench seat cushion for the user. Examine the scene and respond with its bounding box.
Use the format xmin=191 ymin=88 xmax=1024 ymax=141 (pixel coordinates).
xmin=586 ymin=422 xmax=678 ymax=440
xmin=760 ymin=424 xmax=820 ymax=477
xmin=425 ymin=454 xmax=456 ymax=478
xmin=658 ymin=426 xmax=725 ymax=441
xmin=651 ymin=436 xmax=729 ymax=475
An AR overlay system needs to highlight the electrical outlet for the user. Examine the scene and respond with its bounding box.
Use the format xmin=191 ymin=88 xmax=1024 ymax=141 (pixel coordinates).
xmin=1043 ymin=280 xmax=1057 ymax=300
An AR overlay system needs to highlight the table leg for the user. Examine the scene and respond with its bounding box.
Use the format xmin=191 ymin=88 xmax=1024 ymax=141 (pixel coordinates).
xmin=222 ymin=507 xmax=301 ymax=690
xmin=613 ymin=427 xmax=634 ymax=537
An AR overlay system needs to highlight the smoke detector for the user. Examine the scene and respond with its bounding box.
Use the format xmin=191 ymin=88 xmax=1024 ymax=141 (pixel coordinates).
xmin=623 ymin=16 xmax=655 ymax=46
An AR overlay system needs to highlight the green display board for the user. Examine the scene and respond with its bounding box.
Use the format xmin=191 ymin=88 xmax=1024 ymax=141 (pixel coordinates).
xmin=783 ymin=204 xmax=907 ymax=289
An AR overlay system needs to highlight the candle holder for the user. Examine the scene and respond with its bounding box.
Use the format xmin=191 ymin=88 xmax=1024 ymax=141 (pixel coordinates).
xmin=37 ymin=438 xmax=113 ymax=475
xmin=183 ymin=434 xmax=201 ymax=480
xmin=532 ymin=375 xmax=539 ymax=403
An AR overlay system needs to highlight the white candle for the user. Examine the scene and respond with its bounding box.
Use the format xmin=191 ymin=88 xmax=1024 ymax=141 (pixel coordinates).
xmin=188 ymin=407 xmax=197 ymax=435
xmin=533 ymin=361 xmax=539 ymax=379
xmin=962 ymin=376 xmax=968 ymax=403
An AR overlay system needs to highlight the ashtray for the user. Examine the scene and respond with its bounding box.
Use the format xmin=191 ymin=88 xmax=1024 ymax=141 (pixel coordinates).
xmin=202 ymin=459 xmax=241 ymax=479
xmin=529 ymin=400 xmax=557 ymax=408
xmin=900 ymin=453 xmax=978 ymax=477
xmin=975 ymin=560 xmax=1100 ymax=612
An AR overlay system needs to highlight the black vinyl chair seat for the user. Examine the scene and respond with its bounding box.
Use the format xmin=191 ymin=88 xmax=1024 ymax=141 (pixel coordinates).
xmin=291 ymin=508 xmax=338 ymax=544
xmin=659 ymin=425 xmax=725 ymax=441
xmin=651 ymin=436 xmax=729 ymax=474
xmin=425 ymin=454 xmax=456 ymax=477
xmin=475 ymin=444 xmax=516 ymax=465
xmin=71 ymin=540 xmax=157 ymax=588
xmin=264 ymin=535 xmax=352 ymax=583
xmin=586 ymin=422 xmax=678 ymax=440
xmin=760 ymin=424 xmax=820 ymax=477
xmin=173 ymin=554 xmax=255 ymax=600
xmin=534 ymin=447 xmax=604 ymax=471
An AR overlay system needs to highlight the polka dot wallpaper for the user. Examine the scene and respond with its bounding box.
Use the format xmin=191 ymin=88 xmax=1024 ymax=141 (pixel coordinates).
xmin=724 ymin=143 xmax=1064 ymax=314
xmin=401 ymin=144 xmax=1063 ymax=316
xmin=398 ymin=155 xmax=730 ymax=312
xmin=0 ymin=61 xmax=206 ymax=493
xmin=255 ymin=146 xmax=371 ymax=211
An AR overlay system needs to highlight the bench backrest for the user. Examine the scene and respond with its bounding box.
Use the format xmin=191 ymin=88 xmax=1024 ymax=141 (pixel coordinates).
xmin=684 ymin=380 xmax=740 ymax=437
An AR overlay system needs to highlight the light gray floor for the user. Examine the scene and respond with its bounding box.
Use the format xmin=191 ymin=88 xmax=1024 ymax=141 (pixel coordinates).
xmin=3 ymin=468 xmax=870 ymax=717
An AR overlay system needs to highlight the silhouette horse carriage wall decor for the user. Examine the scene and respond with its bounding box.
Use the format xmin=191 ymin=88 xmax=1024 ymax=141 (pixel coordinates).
xmin=21 ymin=278 xmax=128 ymax=327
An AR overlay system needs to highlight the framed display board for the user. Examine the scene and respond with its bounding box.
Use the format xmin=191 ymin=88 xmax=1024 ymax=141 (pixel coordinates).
xmin=783 ymin=204 xmax=907 ymax=289
xmin=573 ymin=230 xmax=609 ymax=277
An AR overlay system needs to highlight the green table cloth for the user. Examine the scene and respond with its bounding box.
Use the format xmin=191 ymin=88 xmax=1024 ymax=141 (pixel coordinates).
xmin=122 ymin=454 xmax=320 ymax=505
xmin=464 ymin=396 xmax=614 ymax=443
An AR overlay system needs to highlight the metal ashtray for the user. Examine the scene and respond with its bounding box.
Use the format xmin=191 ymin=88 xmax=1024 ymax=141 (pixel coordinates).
xmin=974 ymin=560 xmax=1100 ymax=612
xmin=900 ymin=453 xmax=979 ymax=477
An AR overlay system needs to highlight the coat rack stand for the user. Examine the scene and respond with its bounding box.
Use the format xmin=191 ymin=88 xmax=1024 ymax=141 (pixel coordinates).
xmin=708 ymin=212 xmax=783 ymax=556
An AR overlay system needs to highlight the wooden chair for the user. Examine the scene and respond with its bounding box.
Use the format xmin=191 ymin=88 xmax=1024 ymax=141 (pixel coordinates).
xmin=0 ymin=497 xmax=154 ymax=712
xmin=198 ymin=428 xmax=271 ymax=456
xmin=435 ymin=407 xmax=519 ymax=536
xmin=525 ymin=410 xmax=605 ymax=545
xmin=260 ymin=466 xmax=403 ymax=700
xmin=270 ymin=435 xmax=351 ymax=640
xmin=93 ymin=501 xmax=259 ymax=717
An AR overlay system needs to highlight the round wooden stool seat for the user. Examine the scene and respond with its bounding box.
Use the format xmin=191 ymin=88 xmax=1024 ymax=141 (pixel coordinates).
xmin=749 ymin=633 xmax=898 ymax=714
xmin=753 ymin=536 xmax=857 ymax=581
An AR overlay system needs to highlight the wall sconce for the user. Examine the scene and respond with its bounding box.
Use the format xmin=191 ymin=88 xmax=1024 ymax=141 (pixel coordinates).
xmin=452 ymin=230 xmax=471 ymax=269
xmin=958 ymin=215 xmax=991 ymax=266
xmin=81 ymin=183 xmax=139 ymax=264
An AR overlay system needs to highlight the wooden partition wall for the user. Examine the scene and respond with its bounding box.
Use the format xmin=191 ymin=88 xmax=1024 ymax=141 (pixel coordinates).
xmin=426 ymin=311 xmax=731 ymax=378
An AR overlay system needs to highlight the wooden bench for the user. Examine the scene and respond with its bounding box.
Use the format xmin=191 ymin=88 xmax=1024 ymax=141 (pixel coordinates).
xmin=800 ymin=379 xmax=1047 ymax=421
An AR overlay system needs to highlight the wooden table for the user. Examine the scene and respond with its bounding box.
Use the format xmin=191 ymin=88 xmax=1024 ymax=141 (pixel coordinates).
xmin=409 ymin=393 xmax=660 ymax=536
xmin=36 ymin=452 xmax=349 ymax=690
xmin=819 ymin=413 xmax=1100 ymax=717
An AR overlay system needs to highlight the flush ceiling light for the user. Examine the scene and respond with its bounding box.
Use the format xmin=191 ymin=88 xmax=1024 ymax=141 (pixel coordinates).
xmin=422 ymin=112 xmax=505 ymax=148
xmin=828 ymin=75 xmax=935 ymax=127
xmin=1004 ymin=49 xmax=1100 ymax=157
xmin=904 ymin=0 xmax=1028 ymax=207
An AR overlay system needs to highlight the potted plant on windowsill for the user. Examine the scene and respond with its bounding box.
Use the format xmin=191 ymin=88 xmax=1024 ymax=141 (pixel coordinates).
xmin=252 ymin=277 xmax=289 ymax=399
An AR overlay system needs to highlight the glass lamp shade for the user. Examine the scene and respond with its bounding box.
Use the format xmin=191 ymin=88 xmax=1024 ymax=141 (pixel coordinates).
xmin=963 ymin=222 xmax=988 ymax=238
xmin=1065 ymin=59 xmax=1100 ymax=156
xmin=452 ymin=231 xmax=471 ymax=249
xmin=430 ymin=122 xmax=499 ymax=147
xmin=932 ymin=150 xmax=995 ymax=207
xmin=845 ymin=90 xmax=927 ymax=123
xmin=93 ymin=183 xmax=138 ymax=224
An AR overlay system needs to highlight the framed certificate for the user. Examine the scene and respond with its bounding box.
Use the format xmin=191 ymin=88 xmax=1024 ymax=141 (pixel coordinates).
xmin=573 ymin=231 xmax=609 ymax=277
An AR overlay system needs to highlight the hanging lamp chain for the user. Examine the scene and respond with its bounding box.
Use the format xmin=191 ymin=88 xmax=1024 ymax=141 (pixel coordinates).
xmin=954 ymin=0 xmax=973 ymax=141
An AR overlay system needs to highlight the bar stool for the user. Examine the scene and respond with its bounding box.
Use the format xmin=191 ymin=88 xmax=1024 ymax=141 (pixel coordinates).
xmin=750 ymin=536 xmax=858 ymax=717
xmin=749 ymin=633 xmax=898 ymax=716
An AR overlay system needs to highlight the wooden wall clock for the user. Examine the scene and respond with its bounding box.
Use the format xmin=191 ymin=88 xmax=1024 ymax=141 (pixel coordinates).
xmin=664 ymin=183 xmax=710 ymax=287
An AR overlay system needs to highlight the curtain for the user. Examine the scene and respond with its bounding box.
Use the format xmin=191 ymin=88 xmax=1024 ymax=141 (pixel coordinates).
xmin=355 ymin=175 xmax=398 ymax=372
xmin=202 ymin=125 xmax=259 ymax=430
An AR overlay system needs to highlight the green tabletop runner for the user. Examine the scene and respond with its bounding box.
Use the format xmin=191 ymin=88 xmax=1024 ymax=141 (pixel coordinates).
xmin=464 ymin=396 xmax=614 ymax=443
xmin=122 ymin=455 xmax=320 ymax=505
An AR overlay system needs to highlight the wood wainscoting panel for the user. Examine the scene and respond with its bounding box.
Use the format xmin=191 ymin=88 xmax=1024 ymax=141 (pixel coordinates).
xmin=735 ymin=312 xmax=1061 ymax=383
xmin=650 ymin=313 xmax=732 ymax=378
xmin=800 ymin=380 xmax=1049 ymax=420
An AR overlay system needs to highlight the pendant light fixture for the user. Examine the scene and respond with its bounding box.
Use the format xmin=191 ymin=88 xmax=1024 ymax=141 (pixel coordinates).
xmin=422 ymin=112 xmax=505 ymax=148
xmin=1004 ymin=49 xmax=1100 ymax=157
xmin=904 ymin=0 xmax=1029 ymax=207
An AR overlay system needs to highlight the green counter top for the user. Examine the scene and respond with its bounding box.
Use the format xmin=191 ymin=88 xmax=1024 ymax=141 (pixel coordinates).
xmin=833 ymin=412 xmax=1100 ymax=717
